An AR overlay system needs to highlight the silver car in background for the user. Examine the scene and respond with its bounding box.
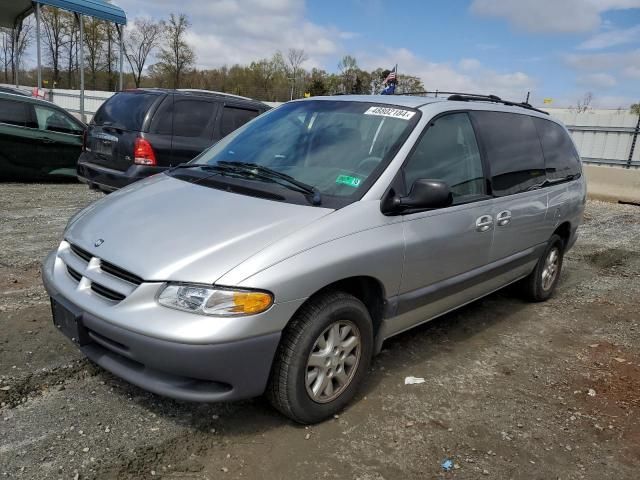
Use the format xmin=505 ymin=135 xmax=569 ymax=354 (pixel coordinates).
xmin=42 ymin=94 xmax=586 ymax=423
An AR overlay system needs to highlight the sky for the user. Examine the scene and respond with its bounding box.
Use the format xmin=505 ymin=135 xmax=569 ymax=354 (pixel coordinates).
xmin=31 ymin=0 xmax=640 ymax=107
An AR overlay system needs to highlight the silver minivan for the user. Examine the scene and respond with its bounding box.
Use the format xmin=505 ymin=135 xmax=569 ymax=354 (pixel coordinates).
xmin=42 ymin=94 xmax=586 ymax=423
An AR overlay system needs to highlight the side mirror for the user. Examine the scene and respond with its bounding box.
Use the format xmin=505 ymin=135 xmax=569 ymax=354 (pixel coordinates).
xmin=393 ymin=179 xmax=453 ymax=211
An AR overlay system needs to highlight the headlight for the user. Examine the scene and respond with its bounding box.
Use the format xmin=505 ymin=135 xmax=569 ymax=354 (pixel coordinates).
xmin=157 ymin=283 xmax=273 ymax=316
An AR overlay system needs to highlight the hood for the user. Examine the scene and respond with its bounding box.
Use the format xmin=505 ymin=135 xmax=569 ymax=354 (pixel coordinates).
xmin=65 ymin=174 xmax=333 ymax=284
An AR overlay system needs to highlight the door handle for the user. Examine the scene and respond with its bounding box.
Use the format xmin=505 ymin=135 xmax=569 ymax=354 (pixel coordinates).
xmin=496 ymin=210 xmax=512 ymax=226
xmin=39 ymin=137 xmax=55 ymax=144
xmin=475 ymin=215 xmax=493 ymax=232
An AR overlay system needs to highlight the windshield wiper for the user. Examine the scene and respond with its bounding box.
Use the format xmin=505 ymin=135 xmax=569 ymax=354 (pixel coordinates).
xmin=168 ymin=163 xmax=214 ymax=172
xmin=217 ymin=161 xmax=322 ymax=205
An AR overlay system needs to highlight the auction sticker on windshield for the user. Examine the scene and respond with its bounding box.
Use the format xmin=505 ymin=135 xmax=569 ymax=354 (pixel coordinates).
xmin=336 ymin=174 xmax=362 ymax=188
xmin=364 ymin=106 xmax=416 ymax=120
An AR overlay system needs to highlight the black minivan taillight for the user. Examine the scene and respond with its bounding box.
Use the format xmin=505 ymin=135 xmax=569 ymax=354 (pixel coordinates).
xmin=133 ymin=137 xmax=157 ymax=166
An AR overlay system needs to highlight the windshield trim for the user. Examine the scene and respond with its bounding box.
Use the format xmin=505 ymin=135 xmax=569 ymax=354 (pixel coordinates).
xmin=170 ymin=100 xmax=422 ymax=209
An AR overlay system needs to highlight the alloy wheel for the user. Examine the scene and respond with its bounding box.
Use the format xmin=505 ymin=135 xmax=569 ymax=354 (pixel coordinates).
xmin=305 ymin=320 xmax=361 ymax=403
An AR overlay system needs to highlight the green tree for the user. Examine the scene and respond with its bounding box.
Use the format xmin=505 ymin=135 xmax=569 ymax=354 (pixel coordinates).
xmin=308 ymin=68 xmax=327 ymax=96
xmin=631 ymin=103 xmax=640 ymax=115
xmin=396 ymin=74 xmax=424 ymax=94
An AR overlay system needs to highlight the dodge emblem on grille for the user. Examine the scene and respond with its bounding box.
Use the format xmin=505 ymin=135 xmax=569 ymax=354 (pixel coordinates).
xmin=94 ymin=238 xmax=104 ymax=247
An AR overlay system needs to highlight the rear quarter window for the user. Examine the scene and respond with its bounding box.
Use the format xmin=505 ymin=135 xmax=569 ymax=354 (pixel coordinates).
xmin=93 ymin=92 xmax=159 ymax=131
xmin=0 ymin=99 xmax=29 ymax=127
xmin=471 ymin=111 xmax=546 ymax=196
xmin=533 ymin=118 xmax=581 ymax=180
xmin=172 ymin=99 xmax=217 ymax=138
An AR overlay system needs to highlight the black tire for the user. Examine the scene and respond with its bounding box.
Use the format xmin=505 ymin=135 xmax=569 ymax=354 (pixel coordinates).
xmin=267 ymin=291 xmax=373 ymax=424
xmin=521 ymin=234 xmax=565 ymax=302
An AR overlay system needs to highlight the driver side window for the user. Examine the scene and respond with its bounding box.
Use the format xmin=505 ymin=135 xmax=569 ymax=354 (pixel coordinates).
xmin=34 ymin=105 xmax=82 ymax=135
xmin=403 ymin=113 xmax=485 ymax=204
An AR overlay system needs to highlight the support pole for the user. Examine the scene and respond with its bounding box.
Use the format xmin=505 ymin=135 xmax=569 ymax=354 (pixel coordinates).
xmin=77 ymin=13 xmax=85 ymax=122
xmin=36 ymin=3 xmax=42 ymax=89
xmin=627 ymin=114 xmax=640 ymax=169
xmin=118 ymin=25 xmax=124 ymax=91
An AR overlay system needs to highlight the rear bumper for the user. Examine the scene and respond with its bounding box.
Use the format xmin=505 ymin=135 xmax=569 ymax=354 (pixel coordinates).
xmin=77 ymin=153 xmax=166 ymax=191
xmin=42 ymin=252 xmax=281 ymax=402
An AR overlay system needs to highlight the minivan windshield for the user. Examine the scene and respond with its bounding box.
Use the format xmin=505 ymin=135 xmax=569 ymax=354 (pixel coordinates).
xmin=188 ymin=100 xmax=420 ymax=202
xmin=93 ymin=91 xmax=159 ymax=130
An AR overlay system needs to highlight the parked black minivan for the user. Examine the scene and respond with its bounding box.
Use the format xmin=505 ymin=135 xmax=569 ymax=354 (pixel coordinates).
xmin=77 ymin=89 xmax=269 ymax=192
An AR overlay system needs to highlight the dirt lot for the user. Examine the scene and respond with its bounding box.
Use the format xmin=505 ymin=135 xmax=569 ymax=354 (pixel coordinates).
xmin=1 ymin=183 xmax=639 ymax=479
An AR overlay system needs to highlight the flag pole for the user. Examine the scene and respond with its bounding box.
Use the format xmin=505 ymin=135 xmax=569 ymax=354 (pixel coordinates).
xmin=395 ymin=64 xmax=398 ymax=94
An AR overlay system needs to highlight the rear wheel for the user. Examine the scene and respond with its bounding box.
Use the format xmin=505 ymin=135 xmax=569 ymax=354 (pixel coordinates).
xmin=267 ymin=291 xmax=373 ymax=424
xmin=521 ymin=234 xmax=564 ymax=302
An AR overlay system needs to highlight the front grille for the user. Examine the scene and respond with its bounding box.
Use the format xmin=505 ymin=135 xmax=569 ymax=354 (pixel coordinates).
xmin=66 ymin=265 xmax=82 ymax=282
xmin=60 ymin=241 xmax=144 ymax=303
xmin=101 ymin=260 xmax=143 ymax=286
xmin=90 ymin=283 xmax=126 ymax=302
xmin=69 ymin=243 xmax=92 ymax=262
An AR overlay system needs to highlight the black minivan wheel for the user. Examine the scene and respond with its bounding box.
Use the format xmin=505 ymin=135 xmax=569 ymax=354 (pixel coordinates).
xmin=521 ymin=234 xmax=565 ymax=302
xmin=267 ymin=291 xmax=373 ymax=424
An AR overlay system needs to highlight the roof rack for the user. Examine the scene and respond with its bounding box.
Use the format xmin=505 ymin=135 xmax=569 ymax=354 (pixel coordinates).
xmin=176 ymin=89 xmax=253 ymax=101
xmin=396 ymin=90 xmax=549 ymax=115
xmin=447 ymin=93 xmax=549 ymax=115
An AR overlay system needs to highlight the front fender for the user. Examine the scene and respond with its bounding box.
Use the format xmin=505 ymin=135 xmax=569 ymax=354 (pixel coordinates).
xmin=232 ymin=222 xmax=405 ymax=305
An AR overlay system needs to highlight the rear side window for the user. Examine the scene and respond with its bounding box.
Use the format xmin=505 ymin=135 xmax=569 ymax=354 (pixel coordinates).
xmin=93 ymin=92 xmax=158 ymax=130
xmin=149 ymin=95 xmax=173 ymax=135
xmin=173 ymin=99 xmax=216 ymax=138
xmin=403 ymin=113 xmax=485 ymax=203
xmin=0 ymin=99 xmax=28 ymax=126
xmin=533 ymin=118 xmax=581 ymax=180
xmin=220 ymin=107 xmax=259 ymax=137
xmin=471 ymin=111 xmax=545 ymax=196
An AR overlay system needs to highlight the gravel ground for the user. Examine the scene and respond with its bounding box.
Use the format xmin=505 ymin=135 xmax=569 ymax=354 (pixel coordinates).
xmin=1 ymin=183 xmax=639 ymax=479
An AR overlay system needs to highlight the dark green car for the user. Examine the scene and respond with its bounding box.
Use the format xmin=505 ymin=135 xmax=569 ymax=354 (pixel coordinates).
xmin=0 ymin=92 xmax=86 ymax=181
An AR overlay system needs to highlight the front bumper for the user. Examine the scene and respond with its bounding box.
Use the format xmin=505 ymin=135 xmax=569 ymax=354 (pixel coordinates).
xmin=77 ymin=154 xmax=166 ymax=191
xmin=42 ymin=251 xmax=282 ymax=402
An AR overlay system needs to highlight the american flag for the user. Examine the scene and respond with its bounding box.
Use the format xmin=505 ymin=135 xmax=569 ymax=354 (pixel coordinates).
xmin=383 ymin=66 xmax=397 ymax=85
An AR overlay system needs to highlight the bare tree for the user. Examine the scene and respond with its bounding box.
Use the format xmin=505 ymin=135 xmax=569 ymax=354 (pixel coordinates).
xmin=104 ymin=22 xmax=119 ymax=90
xmin=125 ymin=17 xmax=163 ymax=88
xmin=42 ymin=6 xmax=66 ymax=86
xmin=575 ymin=92 xmax=594 ymax=113
xmin=157 ymin=13 xmax=195 ymax=88
xmin=338 ymin=55 xmax=358 ymax=93
xmin=285 ymin=48 xmax=308 ymax=99
xmin=61 ymin=12 xmax=78 ymax=88
xmin=83 ymin=16 xmax=104 ymax=89
xmin=12 ymin=19 xmax=33 ymax=77
xmin=0 ymin=20 xmax=34 ymax=84
xmin=631 ymin=103 xmax=640 ymax=116
xmin=1 ymin=29 xmax=12 ymax=82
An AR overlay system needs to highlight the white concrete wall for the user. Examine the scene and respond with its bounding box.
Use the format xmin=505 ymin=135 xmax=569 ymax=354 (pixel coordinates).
xmin=50 ymin=88 xmax=115 ymax=122
xmin=584 ymin=164 xmax=640 ymax=204
xmin=547 ymin=108 xmax=639 ymax=167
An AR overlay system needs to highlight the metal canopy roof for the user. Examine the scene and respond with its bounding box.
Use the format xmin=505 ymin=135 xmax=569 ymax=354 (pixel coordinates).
xmin=0 ymin=0 xmax=126 ymax=28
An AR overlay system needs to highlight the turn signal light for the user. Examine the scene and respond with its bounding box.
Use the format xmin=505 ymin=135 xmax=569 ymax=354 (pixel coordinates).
xmin=231 ymin=291 xmax=273 ymax=314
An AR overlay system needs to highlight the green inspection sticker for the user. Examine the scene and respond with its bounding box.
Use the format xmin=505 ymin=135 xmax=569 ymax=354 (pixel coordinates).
xmin=335 ymin=174 xmax=362 ymax=188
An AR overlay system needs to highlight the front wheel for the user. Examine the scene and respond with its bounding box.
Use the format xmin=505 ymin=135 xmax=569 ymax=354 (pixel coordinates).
xmin=521 ymin=234 xmax=565 ymax=302
xmin=267 ymin=291 xmax=373 ymax=424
